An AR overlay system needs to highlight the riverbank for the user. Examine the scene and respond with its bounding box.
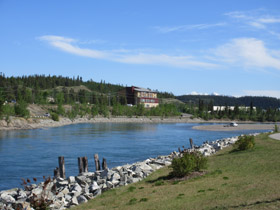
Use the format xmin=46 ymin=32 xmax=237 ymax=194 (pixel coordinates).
xmin=1 ymin=115 xmax=275 ymax=131
xmin=1 ymin=131 xmax=259 ymax=209
xmin=192 ymin=123 xmax=279 ymax=131
xmin=71 ymin=133 xmax=280 ymax=210
xmin=0 ymin=116 xmax=213 ymax=131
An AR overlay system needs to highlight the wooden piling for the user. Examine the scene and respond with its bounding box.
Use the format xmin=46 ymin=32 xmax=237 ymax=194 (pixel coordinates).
xmin=178 ymin=147 xmax=181 ymax=153
xmin=94 ymin=154 xmax=101 ymax=171
xmin=58 ymin=156 xmax=65 ymax=179
xmin=102 ymin=158 xmax=108 ymax=170
xmin=189 ymin=138 xmax=194 ymax=149
xmin=83 ymin=157 xmax=88 ymax=173
xmin=78 ymin=157 xmax=84 ymax=174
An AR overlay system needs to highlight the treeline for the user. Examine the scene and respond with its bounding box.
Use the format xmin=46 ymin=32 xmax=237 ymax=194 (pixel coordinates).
xmin=176 ymin=95 xmax=280 ymax=110
xmin=55 ymin=103 xmax=181 ymax=121
xmin=183 ymin=99 xmax=280 ymax=122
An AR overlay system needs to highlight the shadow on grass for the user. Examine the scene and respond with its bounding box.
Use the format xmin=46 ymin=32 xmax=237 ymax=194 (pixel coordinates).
xmin=210 ymin=197 xmax=280 ymax=209
xmin=146 ymin=171 xmax=207 ymax=185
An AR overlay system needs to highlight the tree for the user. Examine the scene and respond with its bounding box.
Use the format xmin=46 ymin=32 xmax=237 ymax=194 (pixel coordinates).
xmin=0 ymin=90 xmax=4 ymax=116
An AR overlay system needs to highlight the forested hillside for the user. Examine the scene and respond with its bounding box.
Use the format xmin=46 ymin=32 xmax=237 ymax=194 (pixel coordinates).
xmin=176 ymin=95 xmax=280 ymax=109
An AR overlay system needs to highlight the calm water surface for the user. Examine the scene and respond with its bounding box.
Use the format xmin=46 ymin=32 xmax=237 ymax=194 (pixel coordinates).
xmin=0 ymin=123 xmax=270 ymax=190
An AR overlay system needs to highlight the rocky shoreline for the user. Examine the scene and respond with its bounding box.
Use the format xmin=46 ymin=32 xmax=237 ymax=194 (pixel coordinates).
xmin=0 ymin=132 xmax=263 ymax=210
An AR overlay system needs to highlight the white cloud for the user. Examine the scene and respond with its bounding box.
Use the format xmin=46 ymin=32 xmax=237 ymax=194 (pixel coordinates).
xmin=39 ymin=35 xmax=217 ymax=69
xmin=154 ymin=22 xmax=226 ymax=33
xmin=214 ymin=38 xmax=280 ymax=70
xmin=258 ymin=17 xmax=280 ymax=23
xmin=225 ymin=10 xmax=280 ymax=37
xmin=243 ymin=90 xmax=280 ymax=99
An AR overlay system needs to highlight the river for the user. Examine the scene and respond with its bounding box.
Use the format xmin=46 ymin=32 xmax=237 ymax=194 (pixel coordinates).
xmin=0 ymin=123 xmax=270 ymax=191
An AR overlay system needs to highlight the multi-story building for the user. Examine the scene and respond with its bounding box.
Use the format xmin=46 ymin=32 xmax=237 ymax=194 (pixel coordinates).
xmin=120 ymin=86 xmax=159 ymax=108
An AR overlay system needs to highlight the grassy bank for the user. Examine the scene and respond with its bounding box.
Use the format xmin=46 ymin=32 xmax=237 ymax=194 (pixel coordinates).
xmin=73 ymin=134 xmax=280 ymax=210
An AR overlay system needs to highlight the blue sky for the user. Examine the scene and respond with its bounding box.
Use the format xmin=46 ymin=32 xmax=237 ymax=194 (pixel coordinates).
xmin=1 ymin=0 xmax=280 ymax=97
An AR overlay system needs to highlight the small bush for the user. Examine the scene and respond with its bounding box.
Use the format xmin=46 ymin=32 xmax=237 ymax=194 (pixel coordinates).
xmin=234 ymin=135 xmax=255 ymax=151
xmin=51 ymin=112 xmax=59 ymax=121
xmin=139 ymin=198 xmax=148 ymax=202
xmin=14 ymin=101 xmax=29 ymax=118
xmin=127 ymin=186 xmax=136 ymax=192
xmin=274 ymin=124 xmax=279 ymax=133
xmin=154 ymin=180 xmax=165 ymax=186
xmin=21 ymin=176 xmax=56 ymax=210
xmin=127 ymin=198 xmax=137 ymax=205
xmin=170 ymin=151 xmax=207 ymax=177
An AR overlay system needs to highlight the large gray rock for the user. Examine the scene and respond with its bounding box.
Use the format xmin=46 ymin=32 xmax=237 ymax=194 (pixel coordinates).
xmin=71 ymin=196 xmax=79 ymax=205
xmin=77 ymin=195 xmax=87 ymax=204
xmin=93 ymin=188 xmax=102 ymax=197
xmin=16 ymin=190 xmax=27 ymax=201
xmin=106 ymin=181 xmax=114 ymax=189
xmin=31 ymin=187 xmax=43 ymax=196
xmin=0 ymin=193 xmax=16 ymax=204
xmin=68 ymin=176 xmax=76 ymax=184
xmin=71 ymin=183 xmax=82 ymax=194
xmin=110 ymin=172 xmax=121 ymax=182
xmin=89 ymin=181 xmax=100 ymax=193
xmin=76 ymin=175 xmax=90 ymax=186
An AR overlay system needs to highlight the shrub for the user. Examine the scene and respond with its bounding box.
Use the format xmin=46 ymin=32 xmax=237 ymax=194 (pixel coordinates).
xmin=274 ymin=124 xmax=279 ymax=133
xmin=14 ymin=101 xmax=29 ymax=118
xmin=51 ymin=112 xmax=59 ymax=121
xmin=21 ymin=177 xmax=56 ymax=210
xmin=170 ymin=151 xmax=207 ymax=177
xmin=234 ymin=135 xmax=255 ymax=151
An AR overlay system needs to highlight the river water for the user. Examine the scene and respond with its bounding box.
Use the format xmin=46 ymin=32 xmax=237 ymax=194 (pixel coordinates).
xmin=0 ymin=123 xmax=270 ymax=190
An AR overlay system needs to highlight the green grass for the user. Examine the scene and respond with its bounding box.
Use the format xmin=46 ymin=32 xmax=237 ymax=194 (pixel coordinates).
xmin=72 ymin=133 xmax=280 ymax=210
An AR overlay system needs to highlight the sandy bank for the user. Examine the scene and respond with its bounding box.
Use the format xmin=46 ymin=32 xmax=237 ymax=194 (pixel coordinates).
xmin=192 ymin=123 xmax=279 ymax=131
xmin=0 ymin=116 xmax=208 ymax=131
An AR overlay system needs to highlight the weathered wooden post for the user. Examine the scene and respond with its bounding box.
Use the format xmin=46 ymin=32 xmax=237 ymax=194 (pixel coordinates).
xmin=83 ymin=157 xmax=88 ymax=173
xmin=78 ymin=157 xmax=84 ymax=174
xmin=189 ymin=138 xmax=194 ymax=150
xmin=54 ymin=167 xmax=60 ymax=178
xmin=178 ymin=147 xmax=181 ymax=153
xmin=102 ymin=158 xmax=108 ymax=170
xmin=94 ymin=154 xmax=101 ymax=171
xmin=58 ymin=156 xmax=66 ymax=179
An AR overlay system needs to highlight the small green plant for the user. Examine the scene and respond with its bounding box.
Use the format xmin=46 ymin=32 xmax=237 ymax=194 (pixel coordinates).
xmin=223 ymin=176 xmax=229 ymax=180
xmin=274 ymin=124 xmax=279 ymax=133
xmin=198 ymin=189 xmax=205 ymax=193
xmin=154 ymin=180 xmax=165 ymax=186
xmin=234 ymin=135 xmax=255 ymax=151
xmin=51 ymin=112 xmax=59 ymax=121
xmin=127 ymin=198 xmax=137 ymax=205
xmin=127 ymin=186 xmax=136 ymax=192
xmin=170 ymin=151 xmax=208 ymax=177
xmin=139 ymin=198 xmax=148 ymax=202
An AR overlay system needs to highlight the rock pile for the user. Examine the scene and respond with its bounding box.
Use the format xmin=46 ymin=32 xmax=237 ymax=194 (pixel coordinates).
xmin=0 ymin=133 xmax=261 ymax=210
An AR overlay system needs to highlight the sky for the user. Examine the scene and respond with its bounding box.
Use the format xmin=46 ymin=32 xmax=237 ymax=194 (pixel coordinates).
xmin=0 ymin=0 xmax=280 ymax=98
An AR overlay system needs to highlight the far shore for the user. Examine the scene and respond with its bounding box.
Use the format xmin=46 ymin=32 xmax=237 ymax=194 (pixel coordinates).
xmin=192 ymin=123 xmax=279 ymax=131
xmin=0 ymin=115 xmax=279 ymax=131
